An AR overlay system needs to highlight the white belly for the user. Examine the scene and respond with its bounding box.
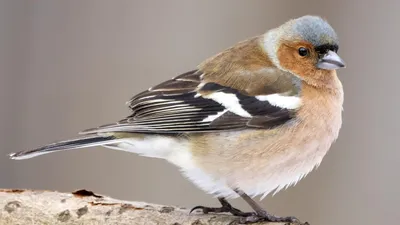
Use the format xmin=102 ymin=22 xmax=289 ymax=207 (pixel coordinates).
xmin=104 ymin=135 xmax=330 ymax=199
xmin=182 ymin=140 xmax=329 ymax=199
xmin=104 ymin=135 xmax=237 ymax=196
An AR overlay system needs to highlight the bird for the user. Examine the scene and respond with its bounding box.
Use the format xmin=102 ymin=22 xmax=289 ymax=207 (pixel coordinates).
xmin=10 ymin=15 xmax=345 ymax=224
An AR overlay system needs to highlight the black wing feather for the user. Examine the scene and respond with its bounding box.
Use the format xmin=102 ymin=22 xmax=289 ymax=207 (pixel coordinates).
xmin=81 ymin=70 xmax=297 ymax=135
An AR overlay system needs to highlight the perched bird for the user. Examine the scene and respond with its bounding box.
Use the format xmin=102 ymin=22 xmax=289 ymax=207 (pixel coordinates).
xmin=10 ymin=15 xmax=345 ymax=224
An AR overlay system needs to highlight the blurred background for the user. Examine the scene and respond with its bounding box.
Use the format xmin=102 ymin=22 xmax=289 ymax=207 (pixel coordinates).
xmin=1 ymin=1 xmax=399 ymax=224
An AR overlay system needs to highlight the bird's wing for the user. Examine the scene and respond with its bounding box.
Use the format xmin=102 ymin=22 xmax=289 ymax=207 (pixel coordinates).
xmin=80 ymin=69 xmax=302 ymax=135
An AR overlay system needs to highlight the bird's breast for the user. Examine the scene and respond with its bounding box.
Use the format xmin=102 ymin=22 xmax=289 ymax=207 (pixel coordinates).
xmin=186 ymin=80 xmax=343 ymax=198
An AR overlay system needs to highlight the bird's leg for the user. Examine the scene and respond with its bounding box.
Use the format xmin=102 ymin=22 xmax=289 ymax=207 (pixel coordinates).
xmin=190 ymin=197 xmax=253 ymax=217
xmin=234 ymin=189 xmax=302 ymax=224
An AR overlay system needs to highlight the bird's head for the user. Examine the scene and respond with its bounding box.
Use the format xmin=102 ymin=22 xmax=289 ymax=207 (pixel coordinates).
xmin=263 ymin=15 xmax=345 ymax=86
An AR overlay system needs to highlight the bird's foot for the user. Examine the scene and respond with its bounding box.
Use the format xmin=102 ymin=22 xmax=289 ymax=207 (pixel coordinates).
xmin=237 ymin=210 xmax=303 ymax=224
xmin=190 ymin=196 xmax=306 ymax=224
xmin=190 ymin=200 xmax=253 ymax=217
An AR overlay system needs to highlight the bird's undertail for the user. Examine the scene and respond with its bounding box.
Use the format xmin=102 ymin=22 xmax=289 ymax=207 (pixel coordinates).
xmin=9 ymin=134 xmax=119 ymax=160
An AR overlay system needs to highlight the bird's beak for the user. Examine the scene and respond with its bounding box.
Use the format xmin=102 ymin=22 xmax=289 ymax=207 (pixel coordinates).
xmin=317 ymin=50 xmax=346 ymax=70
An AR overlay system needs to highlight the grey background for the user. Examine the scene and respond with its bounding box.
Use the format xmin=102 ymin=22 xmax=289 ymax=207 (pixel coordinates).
xmin=1 ymin=1 xmax=399 ymax=225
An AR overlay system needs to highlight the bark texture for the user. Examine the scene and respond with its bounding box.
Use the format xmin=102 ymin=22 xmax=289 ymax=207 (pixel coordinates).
xmin=0 ymin=189 xmax=307 ymax=225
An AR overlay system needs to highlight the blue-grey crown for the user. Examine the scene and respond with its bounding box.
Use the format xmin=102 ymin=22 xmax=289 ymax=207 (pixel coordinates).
xmin=292 ymin=15 xmax=338 ymax=48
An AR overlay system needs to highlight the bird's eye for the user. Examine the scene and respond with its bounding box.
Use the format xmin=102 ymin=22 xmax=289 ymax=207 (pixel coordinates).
xmin=298 ymin=47 xmax=309 ymax=57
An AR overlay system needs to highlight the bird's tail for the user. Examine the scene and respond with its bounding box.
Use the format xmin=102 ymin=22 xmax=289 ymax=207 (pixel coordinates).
xmin=9 ymin=134 xmax=120 ymax=160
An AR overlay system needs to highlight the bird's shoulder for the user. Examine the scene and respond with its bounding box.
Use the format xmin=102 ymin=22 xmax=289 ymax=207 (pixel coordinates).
xmin=80 ymin=37 xmax=303 ymax=135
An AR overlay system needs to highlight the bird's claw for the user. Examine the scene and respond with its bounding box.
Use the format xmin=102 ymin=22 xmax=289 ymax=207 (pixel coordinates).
xmin=237 ymin=210 xmax=302 ymax=224
xmin=189 ymin=205 xmax=210 ymax=214
xmin=189 ymin=205 xmax=253 ymax=217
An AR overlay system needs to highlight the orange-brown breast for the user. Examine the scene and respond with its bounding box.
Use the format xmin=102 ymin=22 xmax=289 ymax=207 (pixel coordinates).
xmin=296 ymin=75 xmax=343 ymax=139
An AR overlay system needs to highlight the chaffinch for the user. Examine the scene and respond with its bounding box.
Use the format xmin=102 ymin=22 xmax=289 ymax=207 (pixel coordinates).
xmin=10 ymin=15 xmax=345 ymax=224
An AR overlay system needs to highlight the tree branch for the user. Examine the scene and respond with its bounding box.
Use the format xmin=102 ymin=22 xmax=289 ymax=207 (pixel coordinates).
xmin=0 ymin=189 xmax=306 ymax=225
